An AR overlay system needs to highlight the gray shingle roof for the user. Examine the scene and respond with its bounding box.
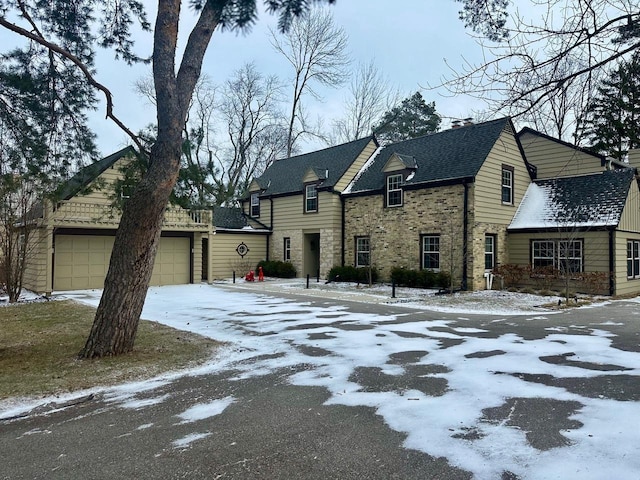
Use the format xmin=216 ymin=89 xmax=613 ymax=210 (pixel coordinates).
xmin=349 ymin=118 xmax=514 ymax=193
xmin=213 ymin=206 xmax=248 ymax=229
xmin=254 ymin=136 xmax=376 ymax=196
xmin=509 ymin=168 xmax=636 ymax=230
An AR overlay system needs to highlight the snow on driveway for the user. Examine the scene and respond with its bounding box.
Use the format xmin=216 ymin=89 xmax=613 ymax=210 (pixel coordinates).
xmin=9 ymin=284 xmax=640 ymax=479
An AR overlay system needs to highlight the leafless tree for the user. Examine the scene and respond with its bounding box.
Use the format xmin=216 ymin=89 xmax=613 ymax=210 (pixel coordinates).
xmin=136 ymin=65 xmax=287 ymax=206
xmin=271 ymin=8 xmax=350 ymax=156
xmin=445 ymin=0 xmax=640 ymax=145
xmin=332 ymin=60 xmax=400 ymax=143
xmin=0 ymin=170 xmax=40 ymax=303
xmin=216 ymin=63 xmax=288 ymax=204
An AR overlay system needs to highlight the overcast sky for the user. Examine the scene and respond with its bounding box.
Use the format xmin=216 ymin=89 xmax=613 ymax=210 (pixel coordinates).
xmin=7 ymin=1 xmax=495 ymax=157
xmin=82 ymin=0 xmax=498 ymax=156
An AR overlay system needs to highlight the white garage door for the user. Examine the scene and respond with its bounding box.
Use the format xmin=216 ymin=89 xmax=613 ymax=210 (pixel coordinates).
xmin=54 ymin=235 xmax=190 ymax=291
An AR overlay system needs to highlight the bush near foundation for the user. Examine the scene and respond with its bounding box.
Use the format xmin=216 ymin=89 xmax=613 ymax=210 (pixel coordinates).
xmin=327 ymin=265 xmax=378 ymax=283
xmin=492 ymin=263 xmax=528 ymax=287
xmin=390 ymin=267 xmax=451 ymax=289
xmin=256 ymin=260 xmax=297 ymax=278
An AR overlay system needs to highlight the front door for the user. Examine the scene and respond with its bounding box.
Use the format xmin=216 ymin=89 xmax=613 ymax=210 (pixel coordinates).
xmin=303 ymin=233 xmax=320 ymax=278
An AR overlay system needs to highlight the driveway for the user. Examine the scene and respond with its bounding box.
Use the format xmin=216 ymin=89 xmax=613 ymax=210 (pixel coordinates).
xmin=2 ymin=284 xmax=640 ymax=479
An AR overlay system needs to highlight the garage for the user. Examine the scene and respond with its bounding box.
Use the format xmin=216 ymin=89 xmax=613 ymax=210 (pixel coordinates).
xmin=53 ymin=234 xmax=191 ymax=291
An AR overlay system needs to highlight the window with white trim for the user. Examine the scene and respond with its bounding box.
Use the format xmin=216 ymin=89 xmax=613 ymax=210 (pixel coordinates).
xmin=558 ymin=240 xmax=583 ymax=275
xmin=250 ymin=192 xmax=260 ymax=217
xmin=485 ymin=235 xmax=496 ymax=270
xmin=356 ymin=236 xmax=370 ymax=267
xmin=532 ymin=239 xmax=584 ymax=274
xmin=627 ymin=240 xmax=640 ymax=278
xmin=532 ymin=240 xmax=555 ymax=270
xmin=422 ymin=235 xmax=440 ymax=270
xmin=386 ymin=174 xmax=403 ymax=207
xmin=501 ymin=165 xmax=514 ymax=204
xmin=305 ymin=184 xmax=318 ymax=213
xmin=284 ymin=237 xmax=291 ymax=262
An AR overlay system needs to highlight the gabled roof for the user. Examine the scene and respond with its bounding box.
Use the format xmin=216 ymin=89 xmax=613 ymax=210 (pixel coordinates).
xmin=348 ymin=118 xmax=515 ymax=193
xmin=253 ymin=136 xmax=376 ymax=197
xmin=509 ymin=168 xmax=636 ymax=230
xmin=54 ymin=146 xmax=136 ymax=201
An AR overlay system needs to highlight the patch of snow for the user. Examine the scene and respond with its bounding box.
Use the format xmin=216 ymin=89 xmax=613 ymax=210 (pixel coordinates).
xmin=172 ymin=432 xmax=212 ymax=449
xmin=176 ymin=396 xmax=236 ymax=424
xmin=6 ymin=284 xmax=640 ymax=479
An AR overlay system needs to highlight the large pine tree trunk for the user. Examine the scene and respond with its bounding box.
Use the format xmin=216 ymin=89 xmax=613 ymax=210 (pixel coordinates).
xmin=78 ymin=0 xmax=222 ymax=358
xmin=79 ymin=142 xmax=181 ymax=358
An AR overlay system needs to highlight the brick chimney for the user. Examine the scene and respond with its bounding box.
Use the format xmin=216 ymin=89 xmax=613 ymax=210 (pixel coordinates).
xmin=463 ymin=117 xmax=474 ymax=126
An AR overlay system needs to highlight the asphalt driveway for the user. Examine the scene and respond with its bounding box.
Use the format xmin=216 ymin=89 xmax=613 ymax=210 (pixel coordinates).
xmin=2 ymin=284 xmax=640 ymax=479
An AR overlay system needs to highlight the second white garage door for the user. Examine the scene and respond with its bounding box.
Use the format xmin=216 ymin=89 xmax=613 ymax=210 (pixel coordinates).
xmin=54 ymin=234 xmax=190 ymax=291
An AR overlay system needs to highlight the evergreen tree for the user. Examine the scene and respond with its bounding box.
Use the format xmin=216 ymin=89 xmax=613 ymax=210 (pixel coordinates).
xmin=0 ymin=0 xmax=336 ymax=358
xmin=373 ymin=92 xmax=441 ymax=144
xmin=584 ymin=53 xmax=640 ymax=161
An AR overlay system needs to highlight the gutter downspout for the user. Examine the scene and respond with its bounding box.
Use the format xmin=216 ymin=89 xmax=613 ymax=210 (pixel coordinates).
xmin=609 ymin=228 xmax=615 ymax=296
xmin=462 ymin=181 xmax=469 ymax=291
xmin=267 ymin=198 xmax=274 ymax=261
xmin=341 ymin=195 xmax=346 ymax=266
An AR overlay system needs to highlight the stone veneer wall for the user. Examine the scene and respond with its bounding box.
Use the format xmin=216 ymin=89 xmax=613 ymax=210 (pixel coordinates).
xmin=319 ymin=227 xmax=341 ymax=279
xmin=270 ymin=229 xmax=303 ymax=276
xmin=468 ymin=221 xmax=510 ymax=290
xmin=344 ymin=185 xmax=469 ymax=286
xmin=270 ymin=227 xmax=340 ymax=279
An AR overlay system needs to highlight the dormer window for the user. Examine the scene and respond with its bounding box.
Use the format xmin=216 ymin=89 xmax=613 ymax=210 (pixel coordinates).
xmin=386 ymin=174 xmax=403 ymax=207
xmin=250 ymin=192 xmax=260 ymax=217
xmin=305 ymin=184 xmax=318 ymax=213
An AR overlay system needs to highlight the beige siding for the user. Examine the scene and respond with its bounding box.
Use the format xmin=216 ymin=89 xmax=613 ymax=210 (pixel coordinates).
xmin=382 ymin=154 xmax=405 ymax=173
xmin=507 ymin=231 xmax=612 ymax=294
xmin=268 ymin=192 xmax=343 ymax=278
xmin=210 ymin=232 xmax=268 ymax=280
xmin=614 ymin=232 xmax=640 ymax=297
xmin=519 ymin=131 xmax=603 ymax=179
xmin=271 ymin=191 xmax=341 ymax=231
xmin=618 ymin=183 xmax=640 ymax=232
xmin=22 ymin=227 xmax=50 ymax=294
xmin=66 ymin=157 xmax=133 ymax=205
xmin=302 ymin=168 xmax=320 ymax=183
xmin=333 ymin=139 xmax=378 ymax=192
xmin=474 ymin=129 xmax=531 ymax=225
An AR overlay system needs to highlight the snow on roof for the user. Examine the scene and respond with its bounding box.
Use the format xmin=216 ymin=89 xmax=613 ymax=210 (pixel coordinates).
xmin=342 ymin=145 xmax=383 ymax=194
xmin=509 ymin=169 xmax=634 ymax=230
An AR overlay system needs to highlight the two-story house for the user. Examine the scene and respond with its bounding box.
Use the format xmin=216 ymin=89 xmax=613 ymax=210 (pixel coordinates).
xmin=342 ymin=117 xmax=533 ymax=290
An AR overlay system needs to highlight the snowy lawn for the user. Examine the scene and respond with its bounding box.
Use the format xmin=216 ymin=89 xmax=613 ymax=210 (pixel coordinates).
xmin=3 ymin=284 xmax=639 ymax=479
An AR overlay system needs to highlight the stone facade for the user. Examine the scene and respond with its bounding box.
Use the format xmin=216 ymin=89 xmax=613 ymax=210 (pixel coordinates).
xmin=269 ymin=227 xmax=340 ymax=279
xmin=344 ymin=183 xmax=513 ymax=290
xmin=319 ymin=227 xmax=341 ymax=278
xmin=345 ymin=185 xmax=468 ymax=286
xmin=270 ymin=228 xmax=303 ymax=274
